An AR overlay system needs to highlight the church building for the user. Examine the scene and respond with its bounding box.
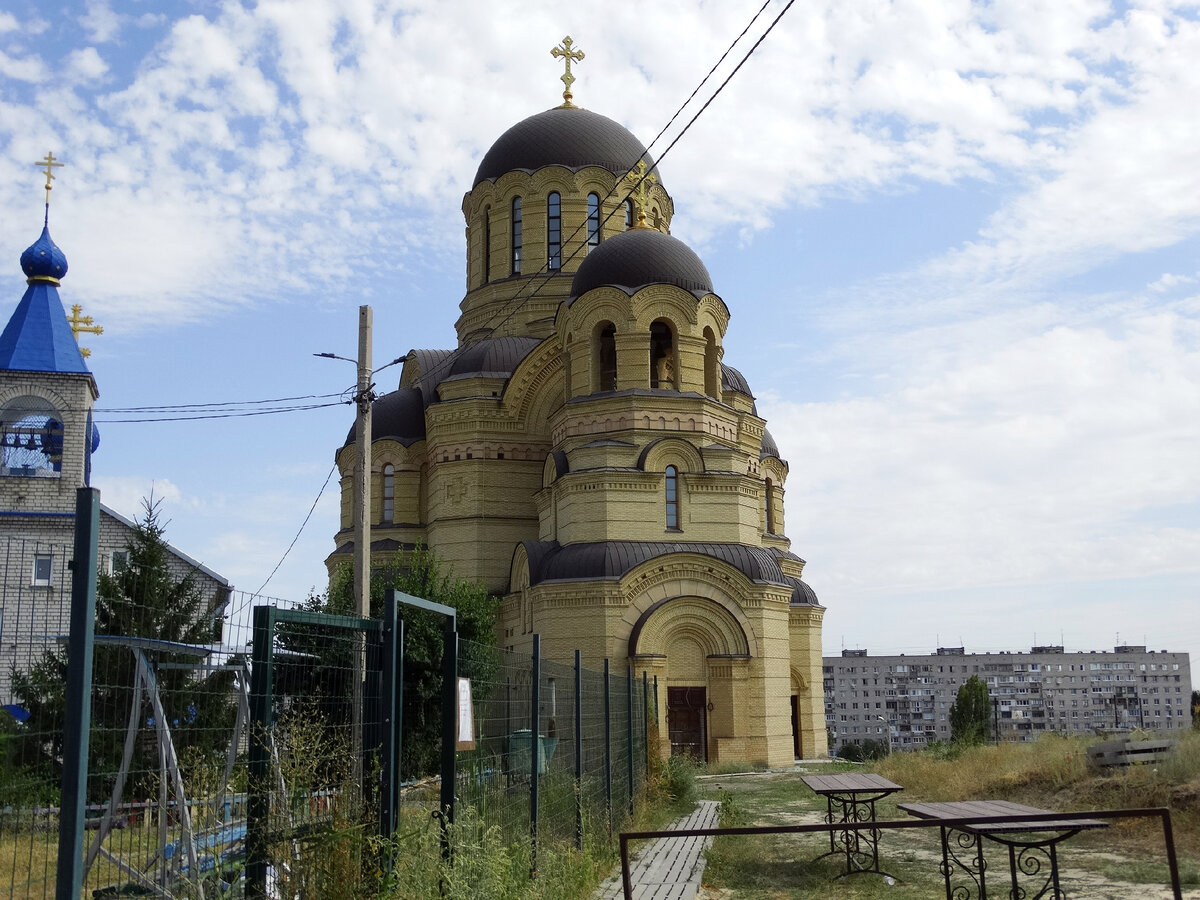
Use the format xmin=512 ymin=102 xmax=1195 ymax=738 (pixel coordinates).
xmin=329 ymin=42 xmax=826 ymax=766
xmin=0 ymin=158 xmax=232 ymax=703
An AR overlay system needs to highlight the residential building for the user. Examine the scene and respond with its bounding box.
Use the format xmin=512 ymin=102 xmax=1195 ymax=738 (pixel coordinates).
xmin=824 ymin=645 xmax=1192 ymax=752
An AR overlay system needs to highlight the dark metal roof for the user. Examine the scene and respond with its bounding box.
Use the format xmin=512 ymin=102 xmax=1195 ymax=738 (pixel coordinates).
xmin=760 ymin=427 xmax=780 ymax=461
xmin=570 ymin=228 xmax=712 ymax=298
xmin=343 ymin=386 xmax=426 ymax=448
xmin=444 ymin=336 xmax=543 ymax=378
xmin=473 ymin=107 xmax=656 ymax=186
xmin=720 ymin=364 xmax=752 ymax=397
xmin=520 ymin=541 xmax=817 ymax=600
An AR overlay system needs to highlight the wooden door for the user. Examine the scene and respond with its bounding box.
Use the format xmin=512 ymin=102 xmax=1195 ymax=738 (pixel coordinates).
xmin=667 ymin=686 xmax=707 ymax=761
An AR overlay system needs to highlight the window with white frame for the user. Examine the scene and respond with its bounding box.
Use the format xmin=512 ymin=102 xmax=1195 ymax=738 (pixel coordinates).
xmin=32 ymin=553 xmax=53 ymax=586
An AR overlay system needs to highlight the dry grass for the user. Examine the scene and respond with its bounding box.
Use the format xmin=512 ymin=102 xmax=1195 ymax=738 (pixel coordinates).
xmin=872 ymin=730 xmax=1200 ymax=856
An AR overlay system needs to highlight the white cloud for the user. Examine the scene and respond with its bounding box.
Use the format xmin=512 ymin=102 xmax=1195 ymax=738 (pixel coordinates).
xmin=0 ymin=49 xmax=47 ymax=83
xmin=91 ymin=476 xmax=184 ymax=521
xmin=80 ymin=0 xmax=123 ymax=43
xmin=0 ymin=12 xmax=18 ymax=33
xmin=764 ymin=301 xmax=1200 ymax=599
xmin=65 ymin=47 xmax=109 ymax=81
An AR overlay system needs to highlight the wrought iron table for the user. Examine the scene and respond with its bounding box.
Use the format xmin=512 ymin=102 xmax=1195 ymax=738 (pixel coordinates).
xmin=801 ymin=773 xmax=903 ymax=879
xmin=898 ymin=799 xmax=1108 ymax=899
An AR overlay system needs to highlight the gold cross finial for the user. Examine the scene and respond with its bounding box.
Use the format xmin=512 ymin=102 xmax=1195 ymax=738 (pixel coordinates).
xmin=551 ymin=36 xmax=585 ymax=108
xmin=35 ymin=152 xmax=64 ymax=207
xmin=624 ymin=160 xmax=659 ymax=229
xmin=67 ymin=304 xmax=103 ymax=358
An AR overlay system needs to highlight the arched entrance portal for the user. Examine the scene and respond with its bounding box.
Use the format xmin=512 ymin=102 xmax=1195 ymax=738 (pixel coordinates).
xmin=628 ymin=596 xmax=751 ymax=763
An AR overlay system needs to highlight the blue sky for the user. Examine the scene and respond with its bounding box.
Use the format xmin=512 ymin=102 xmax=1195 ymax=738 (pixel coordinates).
xmin=2 ymin=0 xmax=1198 ymax=668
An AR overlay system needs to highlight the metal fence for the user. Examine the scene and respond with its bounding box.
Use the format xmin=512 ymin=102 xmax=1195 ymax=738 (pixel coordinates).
xmin=0 ymin=492 xmax=653 ymax=898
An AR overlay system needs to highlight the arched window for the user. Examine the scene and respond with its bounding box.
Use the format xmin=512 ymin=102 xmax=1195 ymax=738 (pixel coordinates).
xmin=547 ymin=192 xmax=561 ymax=270
xmin=650 ymin=320 xmax=676 ymax=390
xmin=764 ymin=477 xmax=775 ymax=534
xmin=594 ymin=322 xmax=617 ymax=392
xmin=1 ymin=396 xmax=63 ymax=478
xmin=624 ymin=199 xmax=635 ymax=230
xmin=587 ymin=193 xmax=601 ymax=251
xmin=482 ymin=206 xmax=491 ymax=285
xmin=665 ymin=466 xmax=680 ymax=530
xmin=703 ymin=327 xmax=719 ymax=397
xmin=382 ymin=464 xmax=395 ymax=524
xmin=511 ymin=197 xmax=523 ymax=274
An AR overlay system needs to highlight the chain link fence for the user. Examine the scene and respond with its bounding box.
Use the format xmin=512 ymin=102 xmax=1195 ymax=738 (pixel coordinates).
xmin=0 ymin=525 xmax=653 ymax=898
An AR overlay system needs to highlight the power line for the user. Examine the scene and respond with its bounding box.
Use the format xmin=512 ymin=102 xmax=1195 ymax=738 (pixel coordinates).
xmin=99 ymin=391 xmax=347 ymax=412
xmin=93 ymin=401 xmax=347 ymax=424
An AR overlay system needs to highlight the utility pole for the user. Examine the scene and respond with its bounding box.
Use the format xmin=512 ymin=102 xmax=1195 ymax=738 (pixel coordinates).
xmin=352 ymin=305 xmax=373 ymax=793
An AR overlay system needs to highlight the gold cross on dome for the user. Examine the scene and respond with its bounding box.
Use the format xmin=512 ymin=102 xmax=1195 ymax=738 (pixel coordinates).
xmin=35 ymin=152 xmax=64 ymax=206
xmin=551 ymin=36 xmax=585 ymax=107
xmin=624 ymin=160 xmax=659 ymax=229
xmin=68 ymin=304 xmax=103 ymax=358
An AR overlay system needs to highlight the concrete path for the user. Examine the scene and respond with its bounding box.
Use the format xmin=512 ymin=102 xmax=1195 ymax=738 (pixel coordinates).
xmin=594 ymin=800 xmax=721 ymax=900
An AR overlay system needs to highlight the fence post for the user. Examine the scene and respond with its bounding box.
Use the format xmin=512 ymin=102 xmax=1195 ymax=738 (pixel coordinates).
xmin=643 ymin=671 xmax=650 ymax=779
xmin=574 ymin=649 xmax=583 ymax=852
xmin=626 ymin=665 xmax=635 ymax=817
xmin=380 ymin=592 xmax=400 ymax=839
xmin=603 ymin=658 xmax=612 ymax=836
xmin=56 ymin=487 xmax=100 ymax=900
xmin=247 ymin=604 xmax=278 ymax=899
xmin=440 ymin=616 xmax=458 ymax=854
xmin=530 ymin=634 xmax=541 ymax=877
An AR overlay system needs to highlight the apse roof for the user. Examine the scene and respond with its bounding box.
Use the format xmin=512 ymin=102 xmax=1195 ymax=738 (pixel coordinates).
xmin=519 ymin=539 xmax=821 ymax=606
xmin=474 ymin=107 xmax=656 ymax=186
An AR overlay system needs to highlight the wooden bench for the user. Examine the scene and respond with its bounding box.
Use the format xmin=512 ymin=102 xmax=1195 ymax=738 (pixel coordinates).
xmin=1087 ymin=738 xmax=1175 ymax=769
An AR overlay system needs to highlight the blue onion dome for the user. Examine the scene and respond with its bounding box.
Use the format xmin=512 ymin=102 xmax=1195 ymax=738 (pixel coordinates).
xmin=570 ymin=228 xmax=712 ymax=298
xmin=474 ymin=107 xmax=657 ymax=187
xmin=20 ymin=225 xmax=68 ymax=282
xmin=91 ymin=422 xmax=101 ymax=453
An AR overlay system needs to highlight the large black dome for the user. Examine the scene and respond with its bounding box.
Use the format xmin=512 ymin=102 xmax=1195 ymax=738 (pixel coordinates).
xmin=570 ymin=228 xmax=713 ymax=297
xmin=474 ymin=107 xmax=656 ymax=186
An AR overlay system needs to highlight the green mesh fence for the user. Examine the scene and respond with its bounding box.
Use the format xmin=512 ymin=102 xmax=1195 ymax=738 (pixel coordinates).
xmin=0 ymin=530 xmax=652 ymax=898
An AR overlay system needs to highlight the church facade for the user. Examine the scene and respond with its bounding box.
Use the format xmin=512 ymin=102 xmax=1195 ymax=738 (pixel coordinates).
xmin=329 ymin=46 xmax=826 ymax=766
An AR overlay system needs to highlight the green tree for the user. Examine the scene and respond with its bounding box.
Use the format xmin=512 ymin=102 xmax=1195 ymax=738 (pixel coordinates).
xmin=1191 ymin=690 xmax=1199 ymax=731
xmin=9 ymin=498 xmax=234 ymax=802
xmin=285 ymin=545 xmax=498 ymax=777
xmin=949 ymin=675 xmax=992 ymax=746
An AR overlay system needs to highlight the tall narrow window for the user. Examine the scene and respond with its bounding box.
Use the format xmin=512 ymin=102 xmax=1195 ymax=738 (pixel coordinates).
xmin=547 ymin=192 xmax=561 ymax=270
xmin=382 ymin=464 xmax=395 ymax=524
xmin=764 ymin=478 xmax=776 ymax=534
xmin=482 ymin=206 xmax=491 ymax=285
xmin=624 ymin=199 xmax=634 ymax=230
xmin=587 ymin=193 xmax=601 ymax=251
xmin=703 ymin=327 xmax=719 ymax=397
xmin=650 ymin=320 xmax=676 ymax=390
xmin=665 ymin=466 xmax=679 ymax=530
xmin=511 ymin=197 xmax=522 ymax=274
xmin=595 ymin=322 xmax=617 ymax=392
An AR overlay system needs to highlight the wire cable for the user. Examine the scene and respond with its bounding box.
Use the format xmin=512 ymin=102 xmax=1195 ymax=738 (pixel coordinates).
xmin=245 ymin=461 xmax=339 ymax=602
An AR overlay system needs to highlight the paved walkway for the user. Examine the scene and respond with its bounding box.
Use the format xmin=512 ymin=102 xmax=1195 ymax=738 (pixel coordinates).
xmin=594 ymin=800 xmax=721 ymax=900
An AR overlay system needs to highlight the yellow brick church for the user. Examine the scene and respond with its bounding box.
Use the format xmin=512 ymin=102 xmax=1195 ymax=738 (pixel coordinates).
xmin=329 ymin=41 xmax=826 ymax=766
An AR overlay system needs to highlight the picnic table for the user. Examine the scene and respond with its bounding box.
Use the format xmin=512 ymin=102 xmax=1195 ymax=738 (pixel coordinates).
xmin=898 ymin=799 xmax=1107 ymax=900
xmin=801 ymin=773 xmax=903 ymax=879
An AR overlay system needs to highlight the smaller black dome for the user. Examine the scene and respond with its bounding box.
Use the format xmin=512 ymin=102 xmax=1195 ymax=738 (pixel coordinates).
xmin=474 ymin=107 xmax=656 ymax=186
xmin=343 ymin=386 xmax=426 ymax=448
xmin=571 ymin=229 xmax=713 ymax=298
xmin=760 ymin=428 xmax=780 ymax=461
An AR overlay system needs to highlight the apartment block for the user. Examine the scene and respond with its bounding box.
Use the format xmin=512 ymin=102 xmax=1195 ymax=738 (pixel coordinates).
xmin=824 ymin=645 xmax=1192 ymax=753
